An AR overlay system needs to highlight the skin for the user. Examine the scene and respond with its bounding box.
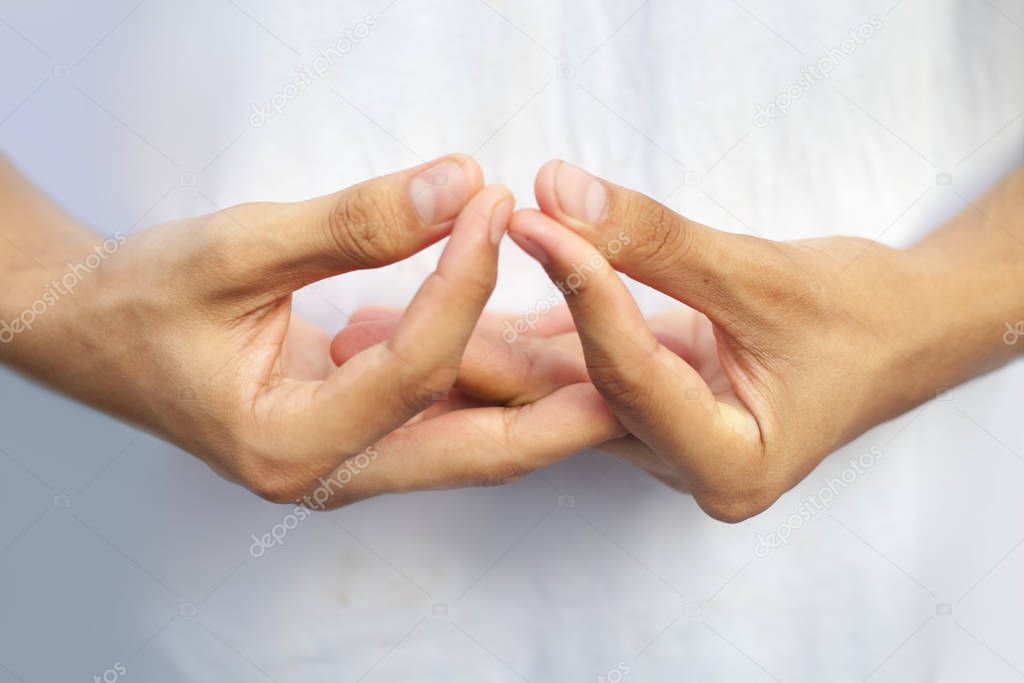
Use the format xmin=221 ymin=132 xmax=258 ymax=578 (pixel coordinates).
xmin=518 ymin=162 xmax=1024 ymax=520
xmin=335 ymin=160 xmax=1024 ymax=522
xmin=1 ymin=153 xmax=1021 ymax=520
xmin=0 ymin=154 xmax=621 ymax=507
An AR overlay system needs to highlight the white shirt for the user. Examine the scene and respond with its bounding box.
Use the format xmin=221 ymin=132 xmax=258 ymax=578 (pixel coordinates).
xmin=0 ymin=1 xmax=1022 ymax=681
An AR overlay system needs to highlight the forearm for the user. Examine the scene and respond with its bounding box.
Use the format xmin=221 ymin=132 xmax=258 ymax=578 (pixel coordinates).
xmin=0 ymin=155 xmax=115 ymax=387
xmin=0 ymin=155 xmax=100 ymax=314
xmin=904 ymin=167 xmax=1024 ymax=390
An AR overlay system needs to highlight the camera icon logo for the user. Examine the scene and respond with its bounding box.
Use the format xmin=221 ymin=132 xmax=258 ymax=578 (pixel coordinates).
xmin=179 ymin=602 xmax=198 ymax=617
xmin=53 ymin=494 xmax=71 ymax=509
xmin=935 ymin=603 xmax=952 ymax=616
xmin=935 ymin=173 xmax=952 ymax=186
xmin=683 ymin=171 xmax=703 ymax=187
xmin=556 ymin=64 xmax=576 ymax=79
xmin=303 ymin=280 xmax=325 ymax=296
xmin=52 ymin=64 xmax=72 ymax=79
xmin=178 ymin=172 xmax=198 ymax=187
xmin=431 ymin=602 xmax=448 ymax=616
xmin=557 ymin=494 xmax=575 ymax=509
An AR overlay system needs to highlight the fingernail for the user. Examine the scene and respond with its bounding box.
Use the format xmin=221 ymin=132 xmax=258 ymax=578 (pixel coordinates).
xmin=410 ymin=159 xmax=471 ymax=225
xmin=555 ymin=161 xmax=607 ymax=224
xmin=513 ymin=234 xmax=549 ymax=265
xmin=490 ymin=197 xmax=514 ymax=245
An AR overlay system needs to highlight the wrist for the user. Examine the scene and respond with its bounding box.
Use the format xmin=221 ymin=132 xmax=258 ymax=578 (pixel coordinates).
xmin=890 ymin=238 xmax=1021 ymax=402
xmin=1 ymin=212 xmax=97 ymax=298
xmin=833 ymin=239 xmax=990 ymax=441
xmin=907 ymin=168 xmax=1024 ymax=364
xmin=0 ymin=226 xmax=116 ymax=357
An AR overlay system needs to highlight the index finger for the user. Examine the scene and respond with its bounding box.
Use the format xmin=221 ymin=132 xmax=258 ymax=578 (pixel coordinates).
xmin=279 ymin=185 xmax=513 ymax=473
xmin=507 ymin=209 xmax=761 ymax=497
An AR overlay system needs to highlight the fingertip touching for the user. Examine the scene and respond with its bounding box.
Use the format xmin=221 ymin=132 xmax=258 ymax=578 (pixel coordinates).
xmin=386 ymin=183 xmax=514 ymax=368
xmin=443 ymin=184 xmax=515 ymax=256
xmin=508 ymin=208 xmax=597 ymax=273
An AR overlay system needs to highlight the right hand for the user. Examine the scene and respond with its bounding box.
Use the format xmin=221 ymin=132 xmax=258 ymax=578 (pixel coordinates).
xmin=1 ymin=155 xmax=622 ymax=507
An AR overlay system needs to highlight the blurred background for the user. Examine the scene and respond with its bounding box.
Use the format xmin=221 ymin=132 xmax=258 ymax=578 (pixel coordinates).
xmin=0 ymin=0 xmax=1022 ymax=680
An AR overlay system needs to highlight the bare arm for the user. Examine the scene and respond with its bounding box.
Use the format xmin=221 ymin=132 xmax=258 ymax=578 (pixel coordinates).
xmin=0 ymin=153 xmax=622 ymax=506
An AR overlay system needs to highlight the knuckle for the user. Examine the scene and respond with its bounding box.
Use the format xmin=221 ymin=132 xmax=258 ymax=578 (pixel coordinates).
xmin=474 ymin=408 xmax=537 ymax=487
xmin=328 ymin=186 xmax=403 ymax=267
xmin=478 ymin=461 xmax=532 ymax=487
xmin=395 ymin=363 xmax=458 ymax=414
xmin=426 ymin=259 xmax=497 ymax=308
xmin=455 ymin=265 xmax=498 ymax=303
xmin=694 ymin=495 xmax=761 ymax=524
xmin=422 ymin=363 xmax=459 ymax=396
xmin=480 ymin=453 xmax=534 ymax=488
xmin=693 ymin=479 xmax=780 ymax=523
xmin=587 ymin=358 xmax=651 ymax=410
xmin=511 ymin=344 xmax=540 ymax=392
xmin=242 ymin=463 xmax=312 ymax=505
xmin=625 ymin=197 xmax=694 ymax=268
xmin=250 ymin=479 xmax=300 ymax=505
xmin=228 ymin=434 xmax=317 ymax=505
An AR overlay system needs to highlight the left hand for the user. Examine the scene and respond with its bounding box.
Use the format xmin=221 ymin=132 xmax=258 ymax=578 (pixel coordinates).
xmin=499 ymin=160 xmax=954 ymax=522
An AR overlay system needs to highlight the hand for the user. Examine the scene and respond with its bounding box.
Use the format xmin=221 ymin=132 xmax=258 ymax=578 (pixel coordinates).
xmin=332 ymin=305 xmax=694 ymax=475
xmin=502 ymin=160 xmax=962 ymax=522
xmin=330 ymin=304 xmax=589 ymax=406
xmin=2 ymin=155 xmax=621 ymax=507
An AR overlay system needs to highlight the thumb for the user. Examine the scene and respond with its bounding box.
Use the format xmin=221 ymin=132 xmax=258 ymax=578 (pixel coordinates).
xmin=532 ymin=160 xmax=781 ymax=325
xmin=205 ymin=154 xmax=483 ymax=300
xmin=508 ymin=208 xmax=762 ymax=506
